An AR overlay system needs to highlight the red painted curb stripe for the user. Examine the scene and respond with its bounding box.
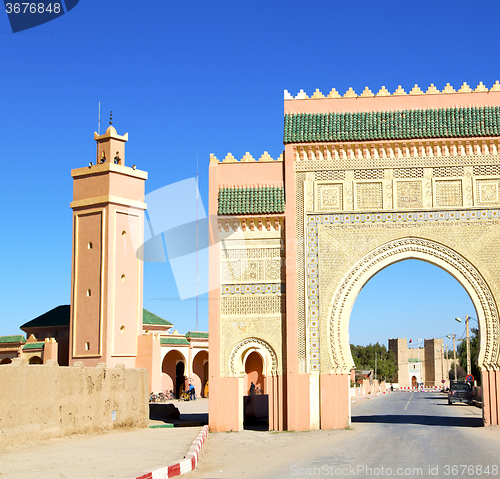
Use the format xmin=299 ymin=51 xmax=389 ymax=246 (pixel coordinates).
xmin=135 ymin=425 xmax=209 ymax=479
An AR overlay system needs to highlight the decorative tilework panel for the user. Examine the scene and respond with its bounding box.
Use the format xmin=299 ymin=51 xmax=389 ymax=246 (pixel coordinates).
xmin=473 ymin=165 xmax=500 ymax=176
xmin=307 ymin=218 xmax=319 ymax=370
xmin=354 ymin=169 xmax=384 ymax=180
xmin=310 ymin=209 xmax=499 ymax=225
xmin=221 ymin=295 xmax=285 ymax=316
xmin=314 ymin=170 xmax=346 ymax=181
xmin=396 ymin=181 xmax=422 ymax=208
xmin=356 ymin=182 xmax=383 ymax=209
xmin=317 ymin=183 xmax=343 ymax=211
xmin=435 ymin=180 xmax=463 ymax=208
xmin=221 ymin=283 xmax=284 ymax=295
xmin=394 ymin=168 xmax=424 ymax=178
xmin=477 ymin=179 xmax=500 ymax=205
xmin=433 ymin=166 xmax=464 ymax=177
xmin=242 ymin=261 xmax=262 ymax=282
xmin=296 ymin=173 xmax=307 ymax=362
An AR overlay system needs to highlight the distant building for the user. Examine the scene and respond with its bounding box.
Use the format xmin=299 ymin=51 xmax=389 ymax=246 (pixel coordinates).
xmin=0 ymin=305 xmax=208 ymax=397
xmin=389 ymin=338 xmax=454 ymax=388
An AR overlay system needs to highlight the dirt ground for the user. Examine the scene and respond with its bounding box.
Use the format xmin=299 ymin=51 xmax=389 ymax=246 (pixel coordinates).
xmin=0 ymin=399 xmax=209 ymax=479
xmin=185 ymin=427 xmax=357 ymax=479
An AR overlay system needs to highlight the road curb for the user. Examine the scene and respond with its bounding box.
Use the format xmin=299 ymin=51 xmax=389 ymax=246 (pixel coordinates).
xmin=135 ymin=425 xmax=209 ymax=479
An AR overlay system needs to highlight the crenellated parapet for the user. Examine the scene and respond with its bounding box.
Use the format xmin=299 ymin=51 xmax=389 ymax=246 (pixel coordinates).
xmin=285 ymin=81 xmax=500 ymax=100
xmin=210 ymin=151 xmax=284 ymax=163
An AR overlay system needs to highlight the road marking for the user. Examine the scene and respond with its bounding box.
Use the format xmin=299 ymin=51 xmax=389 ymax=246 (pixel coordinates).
xmin=404 ymin=392 xmax=413 ymax=410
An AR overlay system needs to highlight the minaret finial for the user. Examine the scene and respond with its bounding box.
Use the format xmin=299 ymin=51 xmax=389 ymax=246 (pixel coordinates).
xmin=109 ymin=111 xmax=113 ymax=125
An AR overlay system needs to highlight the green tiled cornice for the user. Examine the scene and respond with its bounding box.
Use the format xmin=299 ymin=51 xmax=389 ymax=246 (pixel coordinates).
xmin=0 ymin=335 xmax=25 ymax=344
xmin=160 ymin=337 xmax=190 ymax=345
xmin=283 ymin=106 xmax=500 ymax=143
xmin=22 ymin=342 xmax=44 ymax=350
xmin=185 ymin=331 xmax=208 ymax=338
xmin=218 ymin=186 xmax=285 ymax=215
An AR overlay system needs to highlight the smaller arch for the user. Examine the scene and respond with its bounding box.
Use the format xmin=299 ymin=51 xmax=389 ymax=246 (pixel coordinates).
xmin=161 ymin=349 xmax=188 ymax=398
xmin=28 ymin=356 xmax=43 ymax=365
xmin=192 ymin=350 xmax=208 ymax=398
xmin=0 ymin=358 xmax=12 ymax=365
xmin=230 ymin=337 xmax=278 ymax=376
xmin=245 ymin=351 xmax=265 ymax=394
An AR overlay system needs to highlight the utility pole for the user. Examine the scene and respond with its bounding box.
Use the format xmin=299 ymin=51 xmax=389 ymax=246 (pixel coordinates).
xmin=375 ymin=352 xmax=377 ymax=390
xmin=453 ymin=333 xmax=457 ymax=381
xmin=440 ymin=345 xmax=444 ymax=386
xmin=445 ymin=344 xmax=449 ymax=385
xmin=466 ymin=314 xmax=471 ymax=377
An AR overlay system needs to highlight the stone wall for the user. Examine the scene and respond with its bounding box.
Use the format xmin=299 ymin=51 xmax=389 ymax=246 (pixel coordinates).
xmin=0 ymin=359 xmax=148 ymax=449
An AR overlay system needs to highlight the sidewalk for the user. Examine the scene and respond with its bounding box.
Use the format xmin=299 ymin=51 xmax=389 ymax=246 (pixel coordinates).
xmin=350 ymin=389 xmax=394 ymax=405
xmin=0 ymin=399 xmax=209 ymax=479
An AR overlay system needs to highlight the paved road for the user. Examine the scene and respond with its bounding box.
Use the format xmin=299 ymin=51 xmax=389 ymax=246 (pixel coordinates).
xmin=187 ymin=392 xmax=500 ymax=479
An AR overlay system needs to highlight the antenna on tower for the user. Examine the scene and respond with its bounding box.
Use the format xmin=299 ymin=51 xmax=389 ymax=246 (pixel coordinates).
xmin=96 ymin=102 xmax=101 ymax=163
xmin=195 ymin=153 xmax=199 ymax=332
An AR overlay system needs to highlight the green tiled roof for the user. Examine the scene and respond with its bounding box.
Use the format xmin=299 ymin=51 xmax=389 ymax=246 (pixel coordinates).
xmin=283 ymin=106 xmax=500 ymax=143
xmin=22 ymin=342 xmax=45 ymax=350
xmin=218 ymin=186 xmax=285 ymax=215
xmin=143 ymin=309 xmax=173 ymax=326
xmin=160 ymin=337 xmax=190 ymax=345
xmin=21 ymin=306 xmax=171 ymax=330
xmin=185 ymin=331 xmax=208 ymax=338
xmin=408 ymin=358 xmax=422 ymax=363
xmin=21 ymin=305 xmax=70 ymax=329
xmin=0 ymin=335 xmax=26 ymax=344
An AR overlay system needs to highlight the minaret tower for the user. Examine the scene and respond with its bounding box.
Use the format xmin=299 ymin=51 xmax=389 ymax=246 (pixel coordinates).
xmin=69 ymin=120 xmax=147 ymax=367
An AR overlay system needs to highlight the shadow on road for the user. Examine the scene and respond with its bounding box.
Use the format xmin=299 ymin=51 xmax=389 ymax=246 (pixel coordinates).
xmin=352 ymin=414 xmax=483 ymax=427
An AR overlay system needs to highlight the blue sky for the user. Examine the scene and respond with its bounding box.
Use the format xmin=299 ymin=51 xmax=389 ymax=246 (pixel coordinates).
xmin=0 ymin=1 xmax=491 ymax=350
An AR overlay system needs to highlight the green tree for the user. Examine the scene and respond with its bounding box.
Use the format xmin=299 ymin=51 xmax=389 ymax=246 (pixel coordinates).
xmin=350 ymin=343 xmax=398 ymax=382
xmin=456 ymin=327 xmax=481 ymax=385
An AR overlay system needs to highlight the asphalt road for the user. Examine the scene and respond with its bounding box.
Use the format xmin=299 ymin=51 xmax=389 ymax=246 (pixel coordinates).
xmin=188 ymin=392 xmax=500 ymax=479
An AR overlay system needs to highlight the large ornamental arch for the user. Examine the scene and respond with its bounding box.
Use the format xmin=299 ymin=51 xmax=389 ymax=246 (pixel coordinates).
xmin=326 ymin=237 xmax=499 ymax=376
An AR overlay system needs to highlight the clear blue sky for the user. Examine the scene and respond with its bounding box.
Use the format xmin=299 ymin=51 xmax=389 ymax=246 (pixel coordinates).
xmin=0 ymin=1 xmax=491 ymax=351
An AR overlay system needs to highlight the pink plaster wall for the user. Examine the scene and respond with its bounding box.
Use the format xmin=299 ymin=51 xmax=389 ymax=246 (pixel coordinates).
xmin=483 ymin=370 xmax=500 ymax=426
xmin=320 ymin=374 xmax=350 ymax=429
xmin=136 ymin=333 xmax=161 ymax=392
xmin=284 ymin=91 xmax=500 ymax=114
xmin=217 ymin=161 xmax=284 ymax=187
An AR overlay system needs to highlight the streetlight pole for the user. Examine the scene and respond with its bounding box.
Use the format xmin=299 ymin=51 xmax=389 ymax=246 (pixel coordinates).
xmin=445 ymin=344 xmax=449 ymax=385
xmin=466 ymin=314 xmax=471 ymax=377
xmin=455 ymin=315 xmax=472 ymax=377
xmin=453 ymin=333 xmax=457 ymax=381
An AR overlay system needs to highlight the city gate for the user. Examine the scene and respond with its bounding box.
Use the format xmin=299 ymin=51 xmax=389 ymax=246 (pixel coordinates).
xmin=209 ymin=82 xmax=500 ymax=431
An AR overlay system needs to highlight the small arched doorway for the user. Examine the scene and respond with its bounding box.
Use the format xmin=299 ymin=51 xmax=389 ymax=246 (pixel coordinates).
xmin=245 ymin=351 xmax=264 ymax=394
xmin=243 ymin=350 xmax=268 ymax=430
xmin=192 ymin=350 xmax=208 ymax=398
xmin=411 ymin=376 xmax=418 ymax=388
xmin=176 ymin=362 xmax=186 ymax=398
xmin=161 ymin=350 xmax=187 ymax=398
xmin=0 ymin=358 xmax=12 ymax=365
xmin=28 ymin=356 xmax=42 ymax=364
